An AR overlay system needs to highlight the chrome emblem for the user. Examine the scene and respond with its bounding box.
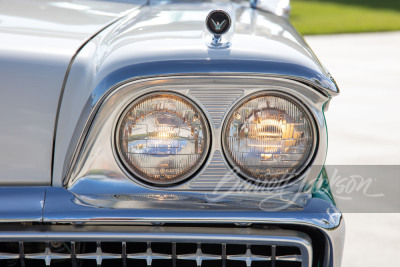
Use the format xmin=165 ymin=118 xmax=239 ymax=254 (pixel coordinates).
xmin=211 ymin=18 xmax=226 ymax=31
xmin=206 ymin=10 xmax=231 ymax=36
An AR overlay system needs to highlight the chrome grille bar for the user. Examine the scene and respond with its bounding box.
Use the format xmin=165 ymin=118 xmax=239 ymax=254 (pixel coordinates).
xmin=227 ymin=244 xmax=272 ymax=267
xmin=177 ymin=243 xmax=221 ymax=266
xmin=24 ymin=243 xmax=71 ymax=265
xmin=75 ymin=241 xmax=121 ymax=265
xmin=126 ymin=242 xmax=171 ymax=265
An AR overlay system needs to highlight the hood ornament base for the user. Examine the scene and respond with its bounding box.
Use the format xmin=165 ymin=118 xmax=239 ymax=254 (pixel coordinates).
xmin=209 ymin=35 xmax=231 ymax=49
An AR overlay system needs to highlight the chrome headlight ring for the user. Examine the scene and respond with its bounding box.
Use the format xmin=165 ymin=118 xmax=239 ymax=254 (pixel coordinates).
xmin=221 ymin=91 xmax=318 ymax=187
xmin=115 ymin=91 xmax=212 ymax=187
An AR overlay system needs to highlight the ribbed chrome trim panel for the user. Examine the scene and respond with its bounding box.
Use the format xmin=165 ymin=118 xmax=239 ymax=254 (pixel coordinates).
xmin=189 ymin=150 xmax=237 ymax=190
xmin=0 ymin=226 xmax=312 ymax=267
xmin=189 ymin=89 xmax=244 ymax=128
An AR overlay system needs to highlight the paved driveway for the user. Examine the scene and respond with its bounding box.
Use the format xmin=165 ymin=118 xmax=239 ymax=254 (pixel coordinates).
xmin=305 ymin=32 xmax=400 ymax=267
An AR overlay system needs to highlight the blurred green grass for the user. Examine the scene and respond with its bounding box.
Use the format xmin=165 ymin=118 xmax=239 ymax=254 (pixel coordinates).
xmin=290 ymin=0 xmax=400 ymax=35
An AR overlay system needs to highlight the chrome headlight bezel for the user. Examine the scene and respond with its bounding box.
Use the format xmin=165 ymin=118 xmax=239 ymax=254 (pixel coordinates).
xmin=65 ymin=75 xmax=327 ymax=193
xmin=221 ymin=91 xmax=318 ymax=186
xmin=115 ymin=91 xmax=212 ymax=187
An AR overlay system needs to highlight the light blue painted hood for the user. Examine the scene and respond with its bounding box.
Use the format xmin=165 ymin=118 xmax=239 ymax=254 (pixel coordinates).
xmin=0 ymin=0 xmax=146 ymax=184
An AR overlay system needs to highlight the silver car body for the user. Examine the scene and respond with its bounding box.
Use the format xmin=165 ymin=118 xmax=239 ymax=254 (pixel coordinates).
xmin=0 ymin=1 xmax=343 ymax=267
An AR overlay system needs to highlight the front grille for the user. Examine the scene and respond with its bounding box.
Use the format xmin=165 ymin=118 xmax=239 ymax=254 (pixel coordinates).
xmin=0 ymin=226 xmax=311 ymax=267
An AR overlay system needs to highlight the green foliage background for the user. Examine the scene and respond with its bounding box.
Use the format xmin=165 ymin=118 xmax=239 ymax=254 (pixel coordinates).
xmin=290 ymin=0 xmax=400 ymax=35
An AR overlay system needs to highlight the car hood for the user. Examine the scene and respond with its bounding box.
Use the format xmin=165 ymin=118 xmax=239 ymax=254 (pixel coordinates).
xmin=91 ymin=2 xmax=336 ymax=92
xmin=0 ymin=0 xmax=145 ymax=184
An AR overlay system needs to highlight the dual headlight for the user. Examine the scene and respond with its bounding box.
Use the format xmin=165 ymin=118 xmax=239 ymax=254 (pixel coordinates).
xmin=116 ymin=91 xmax=315 ymax=186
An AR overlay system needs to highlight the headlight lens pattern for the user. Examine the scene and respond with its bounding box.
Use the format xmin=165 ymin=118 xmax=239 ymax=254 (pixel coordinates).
xmin=223 ymin=93 xmax=314 ymax=183
xmin=117 ymin=93 xmax=209 ymax=185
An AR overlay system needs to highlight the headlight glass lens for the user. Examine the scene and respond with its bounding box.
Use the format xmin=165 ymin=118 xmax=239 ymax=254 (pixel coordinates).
xmin=223 ymin=93 xmax=315 ymax=183
xmin=117 ymin=93 xmax=210 ymax=185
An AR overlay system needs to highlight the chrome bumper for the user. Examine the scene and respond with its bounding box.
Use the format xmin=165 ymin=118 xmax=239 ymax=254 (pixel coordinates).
xmin=0 ymin=187 xmax=344 ymax=267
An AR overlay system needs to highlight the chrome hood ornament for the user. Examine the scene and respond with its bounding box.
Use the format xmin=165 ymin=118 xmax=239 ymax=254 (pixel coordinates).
xmin=206 ymin=10 xmax=231 ymax=48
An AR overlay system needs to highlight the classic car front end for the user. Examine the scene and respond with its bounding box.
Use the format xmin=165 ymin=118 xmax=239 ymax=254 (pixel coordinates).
xmin=0 ymin=0 xmax=343 ymax=267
